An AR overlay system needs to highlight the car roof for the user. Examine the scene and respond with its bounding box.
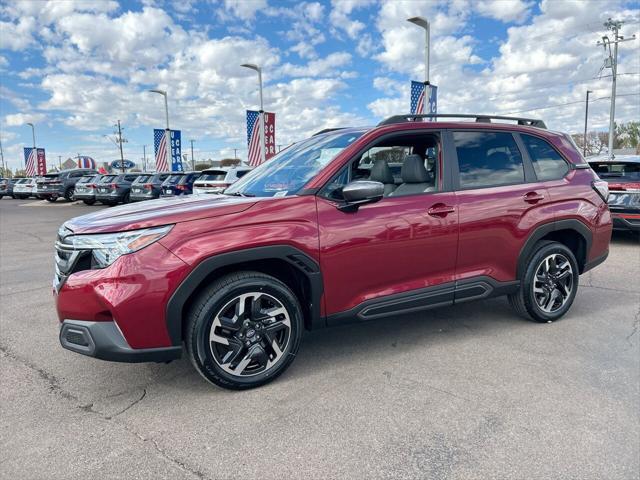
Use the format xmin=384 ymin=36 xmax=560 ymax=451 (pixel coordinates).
xmin=587 ymin=154 xmax=640 ymax=163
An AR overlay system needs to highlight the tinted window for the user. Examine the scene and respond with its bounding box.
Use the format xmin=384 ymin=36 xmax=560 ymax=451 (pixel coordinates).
xmin=166 ymin=174 xmax=183 ymax=184
xmin=589 ymin=162 xmax=640 ymax=180
xmin=124 ymin=175 xmax=139 ymax=182
xmin=100 ymin=175 xmax=116 ymax=183
xmin=199 ymin=172 xmax=227 ymax=181
xmin=521 ymin=135 xmax=568 ymax=180
xmin=134 ymin=175 xmax=151 ymax=183
xmin=454 ymin=131 xmax=525 ymax=188
xmin=236 ymin=170 xmax=250 ymax=178
xmin=154 ymin=173 xmax=170 ymax=182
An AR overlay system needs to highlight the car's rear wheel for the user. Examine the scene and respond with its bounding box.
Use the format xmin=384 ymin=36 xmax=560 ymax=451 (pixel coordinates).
xmin=45 ymin=197 xmax=57 ymax=203
xmin=185 ymin=271 xmax=303 ymax=390
xmin=509 ymin=241 xmax=579 ymax=323
xmin=64 ymin=187 xmax=75 ymax=202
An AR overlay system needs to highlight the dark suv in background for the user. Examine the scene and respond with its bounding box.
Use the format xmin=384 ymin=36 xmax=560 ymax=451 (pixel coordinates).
xmin=589 ymin=155 xmax=640 ymax=232
xmin=74 ymin=174 xmax=103 ymax=205
xmin=130 ymin=172 xmax=171 ymax=202
xmin=54 ymin=114 xmax=611 ymax=390
xmin=94 ymin=173 xmax=141 ymax=205
xmin=37 ymin=169 xmax=97 ymax=202
xmin=160 ymin=171 xmax=201 ymax=197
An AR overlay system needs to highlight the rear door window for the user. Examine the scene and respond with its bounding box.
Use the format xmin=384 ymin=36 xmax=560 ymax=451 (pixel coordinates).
xmin=453 ymin=131 xmax=525 ymax=188
xmin=199 ymin=171 xmax=227 ymax=181
xmin=520 ymin=135 xmax=568 ymax=180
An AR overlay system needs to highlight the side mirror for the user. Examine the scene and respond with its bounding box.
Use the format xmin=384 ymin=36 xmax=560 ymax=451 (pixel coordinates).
xmin=338 ymin=180 xmax=384 ymax=212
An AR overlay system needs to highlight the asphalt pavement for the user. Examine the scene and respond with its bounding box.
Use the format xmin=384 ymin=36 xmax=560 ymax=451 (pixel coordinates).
xmin=1 ymin=198 xmax=638 ymax=480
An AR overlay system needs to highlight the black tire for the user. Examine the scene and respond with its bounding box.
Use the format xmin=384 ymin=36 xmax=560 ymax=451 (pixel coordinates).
xmin=123 ymin=192 xmax=130 ymax=204
xmin=508 ymin=240 xmax=579 ymax=323
xmin=64 ymin=187 xmax=75 ymax=202
xmin=45 ymin=197 xmax=57 ymax=203
xmin=83 ymin=199 xmax=96 ymax=205
xmin=185 ymin=271 xmax=303 ymax=390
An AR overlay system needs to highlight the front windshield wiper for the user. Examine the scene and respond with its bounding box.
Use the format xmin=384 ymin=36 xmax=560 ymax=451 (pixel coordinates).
xmin=225 ymin=191 xmax=255 ymax=197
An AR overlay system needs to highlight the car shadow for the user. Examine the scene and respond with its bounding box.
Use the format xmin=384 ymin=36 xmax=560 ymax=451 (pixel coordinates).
xmin=611 ymin=230 xmax=639 ymax=245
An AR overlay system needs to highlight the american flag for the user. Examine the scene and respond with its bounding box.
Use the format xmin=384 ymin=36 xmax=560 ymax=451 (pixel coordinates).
xmin=411 ymin=80 xmax=426 ymax=115
xmin=246 ymin=110 xmax=263 ymax=167
xmin=154 ymin=129 xmax=169 ymax=172
xmin=24 ymin=148 xmax=37 ymax=176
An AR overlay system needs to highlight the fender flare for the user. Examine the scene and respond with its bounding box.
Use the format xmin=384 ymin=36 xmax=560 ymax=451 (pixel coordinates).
xmin=165 ymin=246 xmax=324 ymax=346
xmin=516 ymin=219 xmax=592 ymax=279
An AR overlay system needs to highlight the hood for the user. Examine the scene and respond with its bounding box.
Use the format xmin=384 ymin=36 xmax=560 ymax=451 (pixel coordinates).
xmin=65 ymin=194 xmax=257 ymax=234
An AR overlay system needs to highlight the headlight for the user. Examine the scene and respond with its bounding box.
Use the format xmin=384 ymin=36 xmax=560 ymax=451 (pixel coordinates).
xmin=68 ymin=225 xmax=173 ymax=268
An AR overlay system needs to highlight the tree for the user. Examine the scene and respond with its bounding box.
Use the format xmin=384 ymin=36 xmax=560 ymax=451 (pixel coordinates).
xmin=617 ymin=121 xmax=640 ymax=149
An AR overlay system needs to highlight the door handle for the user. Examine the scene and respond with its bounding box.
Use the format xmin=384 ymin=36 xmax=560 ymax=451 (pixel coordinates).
xmin=427 ymin=204 xmax=455 ymax=217
xmin=523 ymin=192 xmax=544 ymax=204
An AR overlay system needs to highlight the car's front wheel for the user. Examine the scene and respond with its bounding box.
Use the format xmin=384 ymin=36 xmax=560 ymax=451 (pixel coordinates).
xmin=509 ymin=241 xmax=579 ymax=323
xmin=185 ymin=271 xmax=303 ymax=390
xmin=64 ymin=187 xmax=75 ymax=202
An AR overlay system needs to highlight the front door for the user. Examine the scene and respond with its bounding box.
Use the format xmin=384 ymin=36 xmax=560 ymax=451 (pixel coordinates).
xmin=316 ymin=132 xmax=459 ymax=319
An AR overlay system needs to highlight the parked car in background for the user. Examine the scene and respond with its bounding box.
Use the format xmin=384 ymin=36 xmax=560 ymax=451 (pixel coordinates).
xmin=6 ymin=178 xmax=26 ymax=198
xmin=13 ymin=178 xmax=38 ymax=199
xmin=0 ymin=178 xmax=8 ymax=198
xmin=589 ymin=154 xmax=640 ymax=232
xmin=74 ymin=175 xmax=103 ymax=205
xmin=192 ymin=166 xmax=252 ymax=195
xmin=37 ymin=169 xmax=97 ymax=202
xmin=160 ymin=171 xmax=201 ymax=197
xmin=54 ymin=114 xmax=611 ymax=390
xmin=94 ymin=173 xmax=140 ymax=206
xmin=130 ymin=172 xmax=171 ymax=202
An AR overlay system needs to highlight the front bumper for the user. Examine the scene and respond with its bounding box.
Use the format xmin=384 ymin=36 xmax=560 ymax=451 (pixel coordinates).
xmin=612 ymin=213 xmax=640 ymax=232
xmin=60 ymin=319 xmax=182 ymax=362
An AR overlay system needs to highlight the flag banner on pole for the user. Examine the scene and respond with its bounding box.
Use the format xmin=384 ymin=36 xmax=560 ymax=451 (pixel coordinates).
xmin=24 ymin=148 xmax=46 ymax=176
xmin=77 ymin=156 xmax=95 ymax=169
xmin=154 ymin=129 xmax=183 ymax=172
xmin=169 ymin=129 xmax=183 ymax=172
xmin=410 ymin=81 xmax=437 ymax=116
xmin=246 ymin=110 xmax=276 ymax=167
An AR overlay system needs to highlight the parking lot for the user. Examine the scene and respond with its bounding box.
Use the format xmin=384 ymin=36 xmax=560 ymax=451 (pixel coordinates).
xmin=0 ymin=198 xmax=638 ymax=479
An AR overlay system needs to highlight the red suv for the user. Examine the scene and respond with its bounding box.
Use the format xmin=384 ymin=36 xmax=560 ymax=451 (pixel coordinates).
xmin=54 ymin=114 xmax=612 ymax=389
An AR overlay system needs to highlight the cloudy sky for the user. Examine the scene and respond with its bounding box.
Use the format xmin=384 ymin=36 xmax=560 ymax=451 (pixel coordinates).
xmin=0 ymin=0 xmax=638 ymax=170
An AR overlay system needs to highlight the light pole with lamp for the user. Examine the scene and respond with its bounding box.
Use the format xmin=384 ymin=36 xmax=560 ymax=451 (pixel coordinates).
xmin=407 ymin=17 xmax=434 ymax=117
xmin=149 ymin=89 xmax=172 ymax=172
xmin=240 ymin=63 xmax=266 ymax=165
xmin=583 ymin=90 xmax=593 ymax=157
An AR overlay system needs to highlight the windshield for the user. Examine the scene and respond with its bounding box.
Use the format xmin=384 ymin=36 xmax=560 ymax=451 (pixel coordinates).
xmin=226 ymin=129 xmax=366 ymax=197
xmin=199 ymin=171 xmax=227 ymax=181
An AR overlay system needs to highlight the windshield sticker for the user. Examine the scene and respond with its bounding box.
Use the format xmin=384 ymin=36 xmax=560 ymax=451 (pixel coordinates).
xmin=273 ymin=190 xmax=288 ymax=197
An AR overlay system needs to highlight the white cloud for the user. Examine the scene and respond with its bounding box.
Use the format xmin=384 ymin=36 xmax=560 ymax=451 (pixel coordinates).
xmin=222 ymin=0 xmax=267 ymax=20
xmin=279 ymin=52 xmax=353 ymax=77
xmin=474 ymin=0 xmax=533 ymax=23
xmin=4 ymin=112 xmax=46 ymax=127
xmin=0 ymin=17 xmax=37 ymax=50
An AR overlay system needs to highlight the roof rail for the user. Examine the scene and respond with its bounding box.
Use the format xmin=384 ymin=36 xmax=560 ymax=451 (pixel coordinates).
xmin=377 ymin=114 xmax=547 ymax=129
xmin=312 ymin=127 xmax=347 ymax=136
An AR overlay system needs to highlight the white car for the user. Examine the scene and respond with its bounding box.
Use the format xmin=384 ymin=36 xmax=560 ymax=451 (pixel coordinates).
xmin=192 ymin=166 xmax=253 ymax=195
xmin=13 ymin=178 xmax=38 ymax=199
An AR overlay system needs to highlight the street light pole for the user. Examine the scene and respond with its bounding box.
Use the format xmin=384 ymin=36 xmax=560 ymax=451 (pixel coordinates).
xmin=190 ymin=139 xmax=195 ymax=170
xmin=116 ymin=120 xmax=125 ymax=173
xmin=583 ymin=90 xmax=592 ymax=157
xmin=149 ymin=89 xmax=172 ymax=171
xmin=143 ymin=145 xmax=147 ymax=172
xmin=241 ymin=63 xmax=266 ymax=165
xmin=407 ymin=17 xmax=430 ymax=85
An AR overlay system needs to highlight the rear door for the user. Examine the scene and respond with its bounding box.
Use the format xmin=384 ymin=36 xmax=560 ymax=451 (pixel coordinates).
xmin=450 ymin=129 xmax=550 ymax=284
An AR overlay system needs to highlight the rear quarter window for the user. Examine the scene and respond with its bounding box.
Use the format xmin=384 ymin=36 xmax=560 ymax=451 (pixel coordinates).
xmin=521 ymin=135 xmax=569 ymax=181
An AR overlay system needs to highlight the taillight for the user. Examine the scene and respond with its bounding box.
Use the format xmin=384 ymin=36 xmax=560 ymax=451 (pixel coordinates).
xmin=144 ymin=183 xmax=153 ymax=190
xmin=176 ymin=185 xmax=187 ymax=191
xmin=110 ymin=183 xmax=117 ymax=190
xmin=592 ymin=180 xmax=609 ymax=202
xmin=609 ymin=182 xmax=640 ymax=192
xmin=89 ymin=184 xmax=96 ymax=189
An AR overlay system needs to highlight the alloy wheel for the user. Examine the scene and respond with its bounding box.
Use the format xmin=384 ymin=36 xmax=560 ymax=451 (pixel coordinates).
xmin=532 ymin=253 xmax=573 ymax=313
xmin=209 ymin=292 xmax=291 ymax=377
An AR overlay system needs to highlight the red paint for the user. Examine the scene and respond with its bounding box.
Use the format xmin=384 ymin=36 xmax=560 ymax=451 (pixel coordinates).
xmin=55 ymin=121 xmax=613 ymax=351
